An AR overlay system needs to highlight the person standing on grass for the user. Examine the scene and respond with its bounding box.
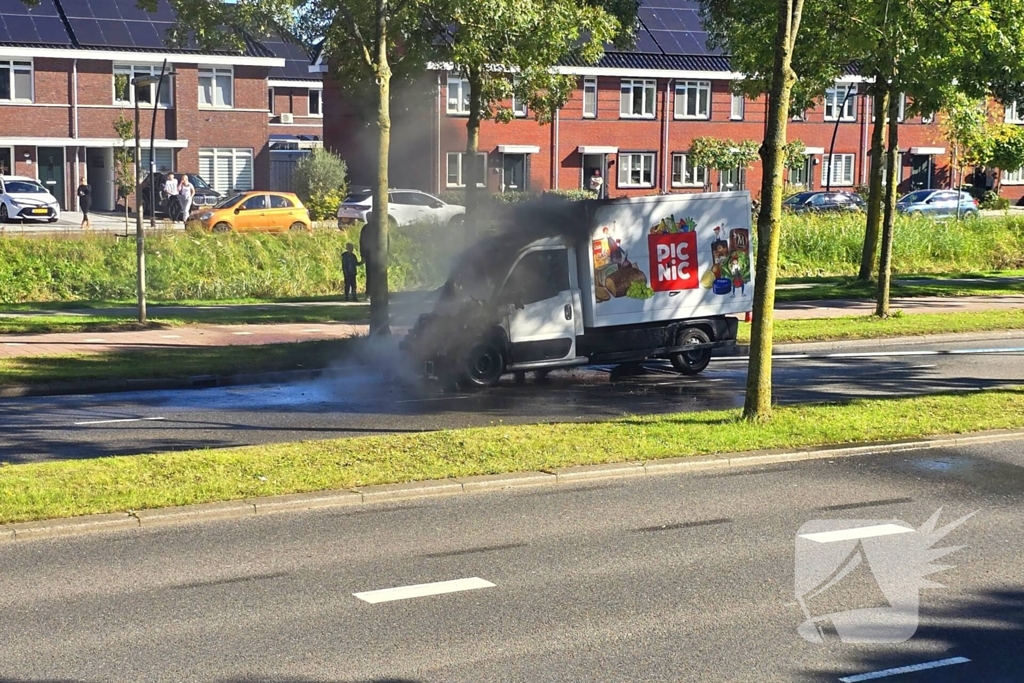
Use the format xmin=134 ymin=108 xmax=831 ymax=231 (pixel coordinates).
xmin=341 ymin=242 xmax=360 ymax=301
xmin=178 ymin=174 xmax=195 ymax=222
xmin=77 ymin=178 xmax=92 ymax=229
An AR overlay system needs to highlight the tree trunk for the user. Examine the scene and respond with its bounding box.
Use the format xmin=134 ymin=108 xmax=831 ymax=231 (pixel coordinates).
xmin=464 ymin=66 xmax=483 ymax=232
xmin=859 ymin=88 xmax=889 ymax=281
xmin=369 ymin=6 xmax=392 ymax=336
xmin=875 ymin=91 xmax=900 ymax=317
xmin=742 ymin=0 xmax=803 ymax=422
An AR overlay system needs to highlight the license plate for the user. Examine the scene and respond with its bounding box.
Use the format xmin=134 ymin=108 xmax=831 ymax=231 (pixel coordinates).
xmin=31 ymin=208 xmax=47 ymax=214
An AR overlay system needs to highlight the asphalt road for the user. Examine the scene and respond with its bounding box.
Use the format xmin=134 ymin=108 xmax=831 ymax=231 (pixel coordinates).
xmin=1 ymin=440 xmax=1021 ymax=681
xmin=3 ymin=334 xmax=1024 ymax=464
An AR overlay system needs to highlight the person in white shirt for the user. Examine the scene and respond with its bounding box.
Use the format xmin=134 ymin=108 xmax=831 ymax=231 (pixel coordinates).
xmin=178 ymin=175 xmax=195 ymax=221
xmin=162 ymin=175 xmax=181 ymax=218
xmin=589 ymin=169 xmax=604 ymax=198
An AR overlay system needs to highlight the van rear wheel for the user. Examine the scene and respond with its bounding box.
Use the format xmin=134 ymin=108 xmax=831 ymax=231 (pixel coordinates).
xmin=670 ymin=328 xmax=712 ymax=375
xmin=462 ymin=341 xmax=505 ymax=388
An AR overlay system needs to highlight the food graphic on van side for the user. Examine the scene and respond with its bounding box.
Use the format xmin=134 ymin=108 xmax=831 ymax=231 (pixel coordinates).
xmin=649 ymin=215 xmax=697 ymax=235
xmin=702 ymin=225 xmax=751 ymax=295
xmin=594 ymin=225 xmax=645 ymax=302
xmin=627 ymin=280 xmax=655 ymax=299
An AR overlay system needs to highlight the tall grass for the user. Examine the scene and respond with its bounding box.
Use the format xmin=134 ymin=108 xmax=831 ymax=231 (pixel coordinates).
xmin=780 ymin=213 xmax=1024 ymax=277
xmin=2 ymin=215 xmax=1023 ymax=304
xmin=0 ymin=225 xmax=454 ymax=304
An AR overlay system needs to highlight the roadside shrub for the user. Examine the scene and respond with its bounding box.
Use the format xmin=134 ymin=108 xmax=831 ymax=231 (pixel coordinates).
xmin=437 ymin=190 xmax=466 ymax=206
xmin=543 ymin=188 xmax=597 ymax=201
xmin=980 ymin=191 xmax=1011 ymax=211
xmin=293 ymin=148 xmax=347 ymax=220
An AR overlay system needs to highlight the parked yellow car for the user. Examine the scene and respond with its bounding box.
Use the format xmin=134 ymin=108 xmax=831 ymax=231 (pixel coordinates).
xmin=193 ymin=191 xmax=312 ymax=233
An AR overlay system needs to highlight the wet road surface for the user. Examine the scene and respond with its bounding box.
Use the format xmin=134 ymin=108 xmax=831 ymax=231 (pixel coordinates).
xmin=2 ymin=335 xmax=1024 ymax=463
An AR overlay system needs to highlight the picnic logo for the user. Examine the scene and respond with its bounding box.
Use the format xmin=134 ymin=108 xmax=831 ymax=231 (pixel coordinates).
xmin=648 ymin=231 xmax=698 ymax=292
xmin=794 ymin=509 xmax=975 ymax=644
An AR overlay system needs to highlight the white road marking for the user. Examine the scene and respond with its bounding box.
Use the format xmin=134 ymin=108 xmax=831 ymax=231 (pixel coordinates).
xmin=160 ymin=334 xmax=182 ymax=339
xmin=394 ymin=396 xmax=471 ymax=403
xmin=302 ymin=329 xmax=323 ymax=333
xmin=799 ymin=523 xmax=914 ymax=544
xmin=82 ymin=338 xmax=107 ymax=343
xmin=232 ymin=331 xmax=254 ymax=336
xmin=73 ymin=417 xmax=167 ymax=426
xmin=4 ymin=342 xmax=26 ymax=346
xmin=838 ymin=656 xmax=970 ymax=682
xmin=353 ymin=577 xmax=495 ymax=604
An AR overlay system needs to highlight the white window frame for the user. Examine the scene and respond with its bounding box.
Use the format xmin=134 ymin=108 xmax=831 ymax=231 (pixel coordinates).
xmin=267 ymin=86 xmax=274 ymax=114
xmin=617 ymin=152 xmax=656 ymax=188
xmin=1005 ymin=101 xmax=1024 ymax=124
xmin=0 ymin=59 xmax=34 ymax=103
xmin=671 ymin=153 xmax=706 ymax=188
xmin=198 ymin=147 xmax=253 ymax=194
xmin=921 ymin=111 xmax=934 ymax=124
xmin=308 ymin=88 xmax=322 ymax=117
xmin=446 ymin=151 xmax=487 ymax=188
xmin=822 ymin=153 xmax=856 ymax=187
xmin=114 ymin=64 xmax=173 ymax=107
xmin=674 ymin=80 xmax=711 ymax=120
xmin=824 ymin=85 xmax=856 ymax=122
xmin=1002 ymin=167 xmax=1024 ymax=185
xmin=446 ymin=75 xmax=470 ymax=115
xmin=730 ymin=91 xmax=745 ymax=120
xmin=620 ymin=79 xmax=656 ymax=119
xmin=582 ymin=77 xmax=597 ymax=118
xmin=198 ymin=66 xmax=234 ymax=109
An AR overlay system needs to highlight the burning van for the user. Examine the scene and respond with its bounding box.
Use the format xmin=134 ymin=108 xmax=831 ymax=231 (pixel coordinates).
xmin=401 ymin=191 xmax=754 ymax=387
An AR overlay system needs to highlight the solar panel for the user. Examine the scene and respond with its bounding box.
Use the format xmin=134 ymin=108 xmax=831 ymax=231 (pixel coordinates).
xmin=62 ymin=0 xmax=177 ymax=49
xmin=635 ymin=0 xmax=717 ymax=56
xmin=0 ymin=0 xmax=73 ymax=46
xmin=260 ymin=32 xmax=316 ymax=81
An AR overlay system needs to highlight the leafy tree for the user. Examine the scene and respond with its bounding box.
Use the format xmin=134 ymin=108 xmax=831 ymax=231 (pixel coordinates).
xmin=293 ymin=147 xmax=348 ymax=219
xmin=990 ymin=124 xmax=1024 ymax=194
xmin=698 ymin=0 xmax=852 ymax=421
xmin=112 ymin=107 xmax=135 ymax=233
xmin=689 ymin=137 xmax=760 ymax=191
xmin=435 ymin=0 xmax=620 ymax=225
xmin=941 ymin=93 xmax=996 ymax=191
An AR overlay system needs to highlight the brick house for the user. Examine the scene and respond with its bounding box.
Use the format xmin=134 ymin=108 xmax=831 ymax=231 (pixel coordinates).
xmin=0 ymin=0 xmax=322 ymax=213
xmin=322 ymin=0 xmax=1024 ymax=204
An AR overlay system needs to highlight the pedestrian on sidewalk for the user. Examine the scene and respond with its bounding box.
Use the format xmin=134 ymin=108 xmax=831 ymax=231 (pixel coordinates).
xmin=178 ymin=175 xmax=195 ymax=222
xmin=162 ymin=173 xmax=178 ymax=212
xmin=77 ymin=178 xmax=92 ymax=229
xmin=341 ymin=242 xmax=361 ymax=301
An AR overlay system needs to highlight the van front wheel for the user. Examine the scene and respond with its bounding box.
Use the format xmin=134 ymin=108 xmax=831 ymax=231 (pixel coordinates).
xmin=670 ymin=328 xmax=712 ymax=375
xmin=462 ymin=341 xmax=505 ymax=388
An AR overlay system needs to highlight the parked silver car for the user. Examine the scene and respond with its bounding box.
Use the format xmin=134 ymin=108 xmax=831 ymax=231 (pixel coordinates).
xmin=896 ymin=189 xmax=979 ymax=218
xmin=337 ymin=189 xmax=466 ymax=229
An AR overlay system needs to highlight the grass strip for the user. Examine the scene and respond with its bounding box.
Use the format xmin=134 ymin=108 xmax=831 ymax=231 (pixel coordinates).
xmin=2 ymin=388 xmax=1024 ymax=524
xmin=0 ymin=304 xmax=370 ymax=334
xmin=0 ymin=339 xmax=361 ymax=385
xmin=736 ymin=309 xmax=1024 ymax=344
xmin=774 ymin=274 xmax=1024 ymax=303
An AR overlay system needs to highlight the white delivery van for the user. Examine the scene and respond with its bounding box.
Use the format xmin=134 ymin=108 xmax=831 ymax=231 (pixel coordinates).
xmin=402 ymin=191 xmax=754 ymax=387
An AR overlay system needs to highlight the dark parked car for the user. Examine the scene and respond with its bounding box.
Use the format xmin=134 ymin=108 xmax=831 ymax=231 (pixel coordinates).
xmin=783 ymin=191 xmax=866 ymax=214
xmin=138 ymin=172 xmax=221 ymax=220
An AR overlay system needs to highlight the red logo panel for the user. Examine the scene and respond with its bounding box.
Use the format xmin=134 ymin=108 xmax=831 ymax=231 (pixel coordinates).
xmin=648 ymin=232 xmax=698 ymax=291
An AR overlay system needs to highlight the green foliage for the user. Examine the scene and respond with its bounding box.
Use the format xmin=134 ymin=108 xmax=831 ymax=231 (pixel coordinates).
xmin=942 ymin=93 xmax=996 ymax=171
xmin=980 ymin=191 xmax=1011 ymax=211
xmin=111 ymin=110 xmax=135 ymax=203
xmin=304 ymin=189 xmax=343 ymax=222
xmin=689 ymin=137 xmax=760 ymax=176
xmin=293 ymin=148 xmax=347 ymax=203
xmin=991 ymin=125 xmax=1024 ymax=178
xmin=782 ymin=140 xmax=806 ymax=170
xmin=437 ymin=190 xmax=466 ymax=206
xmin=543 ymin=189 xmax=598 ymax=201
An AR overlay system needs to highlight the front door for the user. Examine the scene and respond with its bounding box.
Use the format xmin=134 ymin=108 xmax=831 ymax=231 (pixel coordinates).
xmin=38 ymin=147 xmax=65 ymax=209
xmin=502 ymin=153 xmax=526 ymax=193
xmin=909 ymin=154 xmax=932 ymax=191
xmin=500 ymin=246 xmax=577 ymax=364
xmin=582 ymin=153 xmax=607 ymax=198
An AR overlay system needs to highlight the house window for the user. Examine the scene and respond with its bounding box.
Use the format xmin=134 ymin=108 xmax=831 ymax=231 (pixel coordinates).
xmin=309 ymin=88 xmax=322 ymax=117
xmin=140 ymin=148 xmax=174 ymax=174
xmin=198 ymin=148 xmax=253 ymax=194
xmin=1005 ymin=101 xmax=1024 ymax=124
xmin=198 ymin=67 xmax=233 ymax=108
xmin=446 ymin=151 xmax=487 ymax=188
xmin=719 ymin=166 xmax=745 ymax=191
xmin=114 ymin=65 xmax=174 ymax=107
xmin=617 ymin=152 xmax=655 ymax=187
xmin=824 ymin=85 xmax=856 ymax=121
xmin=268 ymin=87 xmax=274 ymax=113
xmin=447 ymin=75 xmax=470 ymax=115
xmin=671 ymin=153 xmax=706 ymax=187
xmin=0 ymin=60 xmax=32 ymax=102
xmin=583 ymin=77 xmax=597 ymax=118
xmin=1003 ymin=167 xmax=1024 ymax=184
xmin=0 ymin=147 xmax=12 ymax=175
xmin=674 ymin=80 xmax=710 ymax=119
xmin=822 ymin=153 xmax=855 ymax=186
xmin=730 ymin=92 xmax=745 ymax=120
xmin=620 ymin=79 xmax=656 ymax=118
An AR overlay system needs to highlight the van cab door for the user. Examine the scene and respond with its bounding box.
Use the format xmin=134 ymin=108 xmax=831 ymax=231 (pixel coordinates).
xmin=498 ymin=246 xmax=578 ymax=364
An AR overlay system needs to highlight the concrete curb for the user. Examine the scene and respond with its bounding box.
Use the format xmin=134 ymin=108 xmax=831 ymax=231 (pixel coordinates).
xmin=2 ymin=428 xmax=1022 ymax=544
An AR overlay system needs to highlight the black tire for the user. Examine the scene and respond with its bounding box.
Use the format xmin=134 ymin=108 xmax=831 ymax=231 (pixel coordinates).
xmin=0 ymin=204 xmax=8 ymax=223
xmin=48 ymin=217 xmax=58 ymax=223
xmin=669 ymin=328 xmax=712 ymax=375
xmin=289 ymin=222 xmax=307 ymax=232
xmin=462 ymin=341 xmax=505 ymax=388
xmin=212 ymin=222 xmax=232 ymax=233
xmin=449 ymin=214 xmax=465 ymax=228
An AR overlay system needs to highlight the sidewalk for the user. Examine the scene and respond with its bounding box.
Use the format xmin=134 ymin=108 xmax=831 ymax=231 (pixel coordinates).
xmin=1 ymin=295 xmax=1022 ymax=360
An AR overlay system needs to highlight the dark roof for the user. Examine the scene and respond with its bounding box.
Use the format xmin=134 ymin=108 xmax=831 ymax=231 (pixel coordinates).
xmin=258 ymin=31 xmax=320 ymax=81
xmin=563 ymin=52 xmax=732 ymax=72
xmin=0 ymin=0 xmax=309 ymax=62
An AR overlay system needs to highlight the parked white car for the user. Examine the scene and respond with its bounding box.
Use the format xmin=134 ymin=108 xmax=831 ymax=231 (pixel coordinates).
xmin=0 ymin=175 xmax=60 ymax=223
xmin=337 ymin=188 xmax=465 ymax=228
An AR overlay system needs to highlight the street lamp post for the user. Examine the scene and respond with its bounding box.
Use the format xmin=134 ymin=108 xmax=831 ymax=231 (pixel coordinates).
xmin=149 ymin=60 xmax=177 ymax=228
xmin=825 ymin=85 xmax=856 ymax=192
xmin=131 ymin=73 xmax=161 ymax=324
